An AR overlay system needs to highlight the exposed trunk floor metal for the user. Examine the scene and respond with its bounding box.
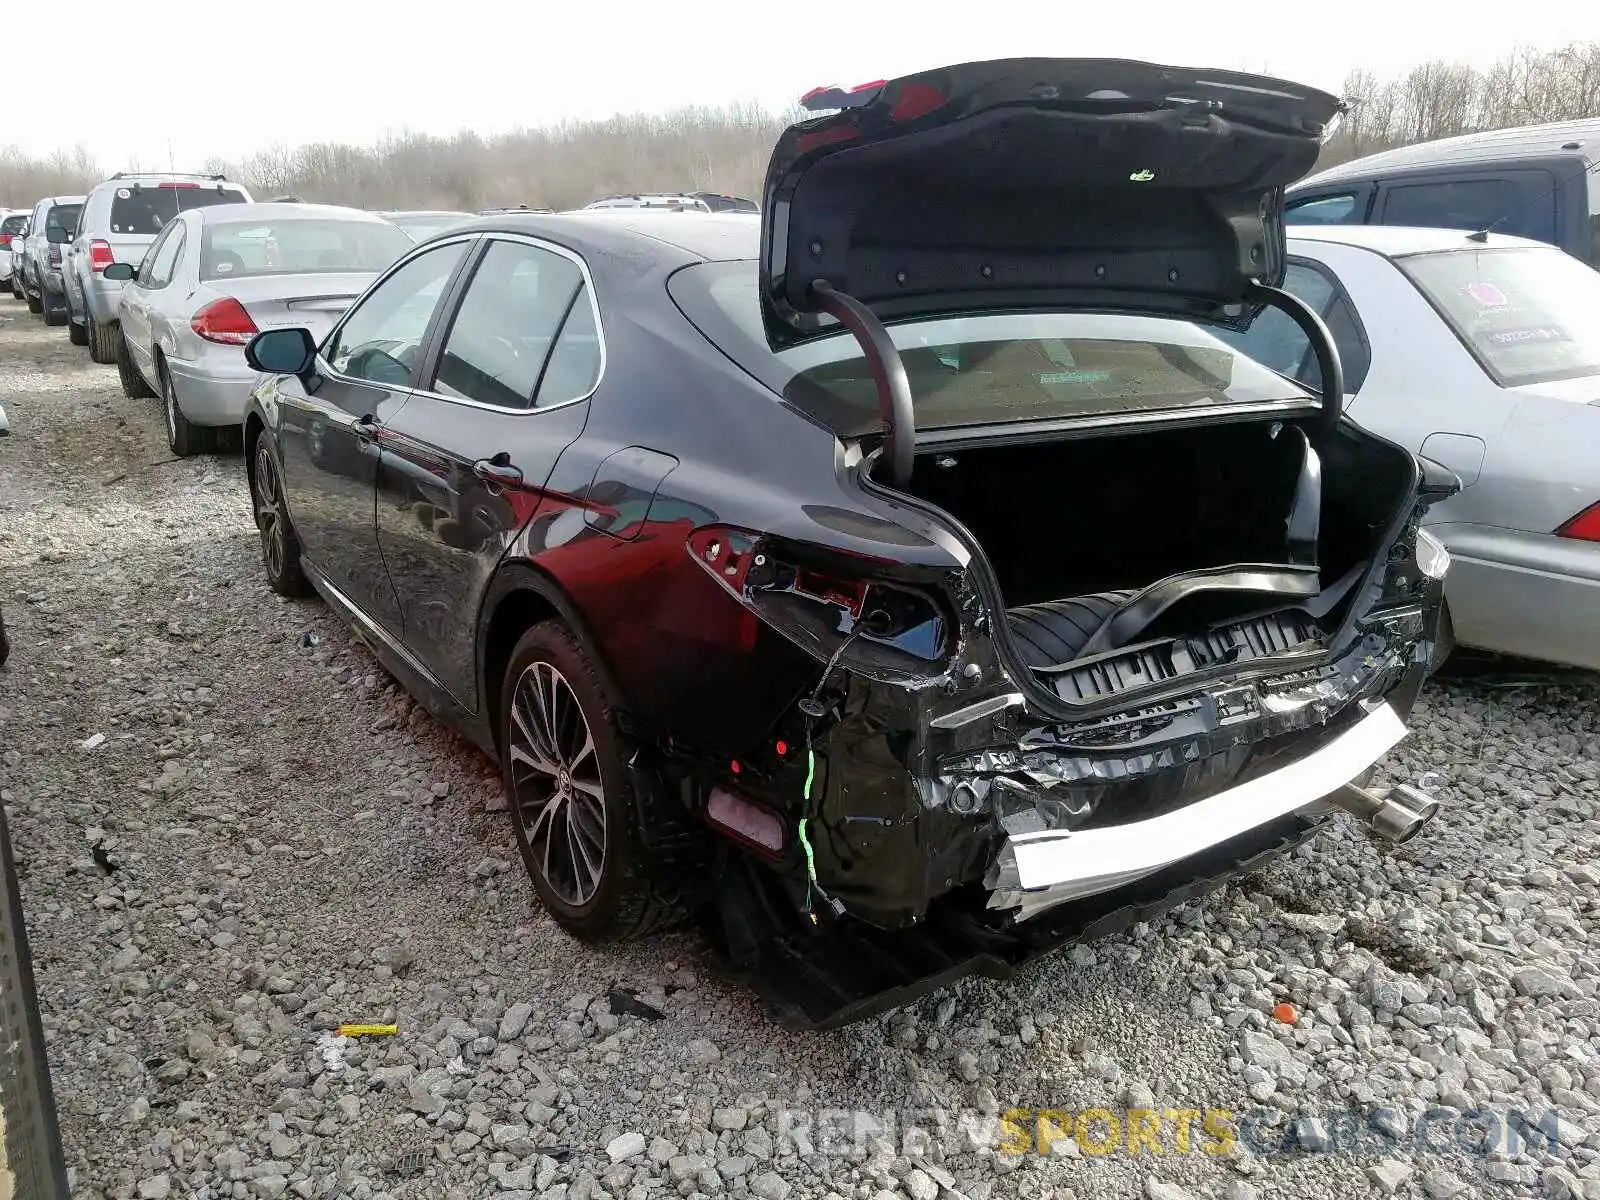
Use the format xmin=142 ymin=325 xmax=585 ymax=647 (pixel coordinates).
xmin=706 ymin=814 xmax=1322 ymax=1031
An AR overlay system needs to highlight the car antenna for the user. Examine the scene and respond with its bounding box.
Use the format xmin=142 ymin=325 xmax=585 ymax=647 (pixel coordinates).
xmin=1468 ymin=153 xmax=1600 ymax=243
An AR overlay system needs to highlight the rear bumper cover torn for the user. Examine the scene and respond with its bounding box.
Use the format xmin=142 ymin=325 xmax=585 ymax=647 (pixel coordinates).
xmin=986 ymin=699 xmax=1408 ymax=920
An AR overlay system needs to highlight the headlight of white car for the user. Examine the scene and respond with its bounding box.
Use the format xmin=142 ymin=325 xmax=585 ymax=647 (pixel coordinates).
xmin=1414 ymin=528 xmax=1450 ymax=581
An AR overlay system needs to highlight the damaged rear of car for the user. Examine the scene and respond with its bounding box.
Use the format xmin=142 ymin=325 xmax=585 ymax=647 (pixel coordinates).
xmin=661 ymin=58 xmax=1458 ymax=1025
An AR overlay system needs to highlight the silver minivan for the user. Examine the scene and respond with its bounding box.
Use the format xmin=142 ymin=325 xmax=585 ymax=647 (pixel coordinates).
xmin=64 ymin=173 xmax=251 ymax=361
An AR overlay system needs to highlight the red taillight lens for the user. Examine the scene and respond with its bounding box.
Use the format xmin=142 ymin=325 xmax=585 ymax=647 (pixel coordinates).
xmin=190 ymin=297 xmax=258 ymax=345
xmin=1556 ymin=501 xmax=1600 ymax=542
xmin=89 ymin=240 xmax=114 ymax=273
xmin=0 ymin=233 xmax=11 ymax=248
xmin=47 ymin=245 xmax=61 ymax=266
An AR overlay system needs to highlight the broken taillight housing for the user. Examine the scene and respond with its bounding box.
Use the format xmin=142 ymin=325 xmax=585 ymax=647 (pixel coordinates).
xmin=1413 ymin=529 xmax=1450 ymax=580
xmin=687 ymin=524 xmax=953 ymax=683
xmin=1556 ymin=501 xmax=1600 ymax=543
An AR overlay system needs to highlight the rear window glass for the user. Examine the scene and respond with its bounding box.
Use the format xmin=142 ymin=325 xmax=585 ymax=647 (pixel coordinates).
xmin=45 ymin=204 xmax=80 ymax=238
xmin=668 ymin=261 xmax=1316 ymax=436
xmin=1 ymin=215 xmax=25 ymax=235
xmin=108 ymin=184 xmax=249 ymax=235
xmin=390 ymin=214 xmax=471 ymax=241
xmin=1397 ymin=246 xmax=1600 ymax=387
xmin=199 ymin=218 xmax=414 ymax=281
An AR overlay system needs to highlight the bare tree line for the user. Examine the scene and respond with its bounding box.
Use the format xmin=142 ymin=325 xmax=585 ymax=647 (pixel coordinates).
xmin=1319 ymin=41 xmax=1600 ymax=166
xmin=3 ymin=43 xmax=1598 ymax=211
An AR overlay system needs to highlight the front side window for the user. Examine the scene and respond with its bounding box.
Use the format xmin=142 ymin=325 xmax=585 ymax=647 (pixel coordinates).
xmin=431 ymin=240 xmax=588 ymax=409
xmin=1286 ymin=193 xmax=1362 ymax=225
xmin=1397 ymin=245 xmax=1600 ymax=387
xmin=668 ymin=262 xmax=1317 ymax=437
xmin=109 ymin=184 xmax=250 ymax=235
xmin=325 ymin=241 xmax=468 ymax=387
xmin=199 ymin=218 xmax=412 ymax=281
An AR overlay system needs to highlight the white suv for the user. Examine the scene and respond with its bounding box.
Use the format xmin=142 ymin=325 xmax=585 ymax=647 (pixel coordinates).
xmin=63 ymin=173 xmax=251 ymax=360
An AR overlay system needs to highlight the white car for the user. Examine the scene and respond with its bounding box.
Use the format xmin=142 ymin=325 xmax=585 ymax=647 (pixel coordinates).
xmin=1219 ymin=225 xmax=1600 ymax=672
xmin=104 ymin=203 xmax=413 ymax=456
xmin=0 ymin=209 xmax=26 ymax=293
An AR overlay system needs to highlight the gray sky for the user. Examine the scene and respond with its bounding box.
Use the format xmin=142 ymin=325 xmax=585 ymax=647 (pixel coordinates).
xmin=12 ymin=0 xmax=1596 ymax=171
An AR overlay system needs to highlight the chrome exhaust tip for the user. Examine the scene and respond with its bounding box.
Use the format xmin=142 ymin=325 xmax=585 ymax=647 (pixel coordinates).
xmin=1328 ymin=781 xmax=1441 ymax=845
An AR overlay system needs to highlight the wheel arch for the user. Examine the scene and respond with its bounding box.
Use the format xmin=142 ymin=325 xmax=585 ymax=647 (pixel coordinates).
xmin=477 ymin=561 xmax=631 ymax=762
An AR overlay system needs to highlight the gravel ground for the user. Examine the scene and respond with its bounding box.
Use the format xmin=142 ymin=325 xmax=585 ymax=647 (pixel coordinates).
xmin=3 ymin=292 xmax=1600 ymax=1200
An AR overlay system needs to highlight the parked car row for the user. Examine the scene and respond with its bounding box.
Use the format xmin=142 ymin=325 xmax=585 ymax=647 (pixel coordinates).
xmin=2 ymin=61 xmax=1592 ymax=1029
xmin=4 ymin=173 xmax=424 ymax=454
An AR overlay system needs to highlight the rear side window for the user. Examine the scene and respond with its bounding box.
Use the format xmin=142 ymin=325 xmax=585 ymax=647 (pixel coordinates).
xmin=1398 ymin=245 xmax=1600 ymax=387
xmin=1588 ymin=169 xmax=1600 ymax=265
xmin=1286 ymin=193 xmax=1363 ymax=225
xmin=1379 ymin=178 xmax=1552 ymax=243
xmin=1 ymin=215 xmax=24 ymax=235
xmin=1207 ymin=262 xmax=1371 ymax=395
xmin=108 ymin=184 xmax=249 ymax=235
xmin=431 ymin=240 xmax=593 ymax=410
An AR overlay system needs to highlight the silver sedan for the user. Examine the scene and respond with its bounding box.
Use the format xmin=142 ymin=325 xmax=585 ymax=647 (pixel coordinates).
xmin=104 ymin=203 xmax=413 ymax=455
xmin=1220 ymin=225 xmax=1600 ymax=672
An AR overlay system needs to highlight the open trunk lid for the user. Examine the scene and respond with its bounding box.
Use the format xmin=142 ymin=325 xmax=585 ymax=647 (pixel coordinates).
xmin=758 ymin=57 xmax=1344 ymax=350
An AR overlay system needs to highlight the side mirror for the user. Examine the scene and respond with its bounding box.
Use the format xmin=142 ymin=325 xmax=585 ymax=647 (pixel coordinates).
xmin=246 ymin=327 xmax=318 ymax=375
xmin=46 ymin=227 xmax=71 ymax=245
xmin=102 ymin=262 xmax=135 ymax=282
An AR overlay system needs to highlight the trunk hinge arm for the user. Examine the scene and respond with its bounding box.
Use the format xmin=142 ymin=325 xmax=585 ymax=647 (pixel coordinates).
xmin=1274 ymin=422 xmax=1322 ymax=567
xmin=807 ymin=279 xmax=916 ymax=488
xmin=1247 ymin=281 xmax=1344 ymax=439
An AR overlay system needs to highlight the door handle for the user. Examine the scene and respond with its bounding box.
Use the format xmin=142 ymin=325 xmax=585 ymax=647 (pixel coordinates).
xmin=352 ymin=412 xmax=378 ymax=443
xmin=474 ymin=453 xmax=523 ymax=488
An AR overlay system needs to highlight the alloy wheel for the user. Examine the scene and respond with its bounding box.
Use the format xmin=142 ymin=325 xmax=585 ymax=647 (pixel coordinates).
xmin=252 ymin=441 xmax=287 ymax=580
xmin=508 ymin=661 xmax=607 ymax=906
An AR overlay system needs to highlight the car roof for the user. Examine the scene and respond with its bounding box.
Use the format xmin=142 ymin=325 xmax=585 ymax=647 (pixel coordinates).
xmin=381 ymin=209 xmax=472 ymax=217
xmin=1297 ymin=116 xmax=1600 ymax=187
xmin=196 ymin=202 xmax=390 ymax=225
xmin=1286 ymin=223 xmax=1550 ymax=257
xmin=448 ymin=210 xmax=760 ymax=263
xmin=40 ymin=195 xmax=85 ymax=206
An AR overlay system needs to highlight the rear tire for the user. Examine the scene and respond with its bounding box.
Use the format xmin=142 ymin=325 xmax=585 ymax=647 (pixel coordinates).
xmin=500 ymin=620 xmax=674 ymax=943
xmin=249 ymin=431 xmax=313 ymax=598
xmin=89 ymin=320 xmax=117 ymax=364
xmin=42 ymin=287 xmax=65 ymax=326
xmin=24 ymin=277 xmax=41 ymax=314
xmin=161 ymin=366 xmax=212 ymax=457
xmin=115 ymin=328 xmax=155 ymax=399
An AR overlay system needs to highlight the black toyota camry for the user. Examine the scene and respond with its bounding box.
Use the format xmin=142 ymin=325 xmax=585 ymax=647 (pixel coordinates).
xmin=241 ymin=57 xmax=1457 ymax=1028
